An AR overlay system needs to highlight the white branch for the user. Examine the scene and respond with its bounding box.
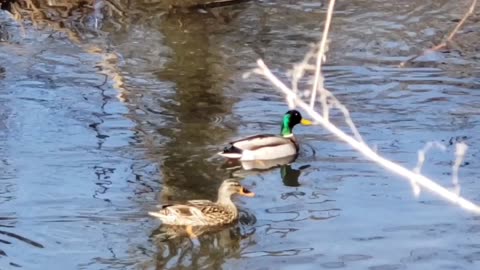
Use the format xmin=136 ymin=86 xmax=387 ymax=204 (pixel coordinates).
xmin=255 ymin=59 xmax=480 ymax=214
xmin=310 ymin=0 xmax=336 ymax=114
xmin=289 ymin=44 xmax=317 ymax=109
xmin=251 ymin=0 xmax=479 ymax=214
xmin=452 ymin=142 xmax=468 ymax=195
xmin=411 ymin=142 xmax=446 ymax=197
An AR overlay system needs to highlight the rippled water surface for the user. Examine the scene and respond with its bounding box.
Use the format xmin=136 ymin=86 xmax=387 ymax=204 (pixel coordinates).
xmin=1 ymin=0 xmax=480 ymax=269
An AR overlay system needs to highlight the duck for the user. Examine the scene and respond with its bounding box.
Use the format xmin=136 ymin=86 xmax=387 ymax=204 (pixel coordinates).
xmin=148 ymin=179 xmax=255 ymax=238
xmin=218 ymin=110 xmax=312 ymax=161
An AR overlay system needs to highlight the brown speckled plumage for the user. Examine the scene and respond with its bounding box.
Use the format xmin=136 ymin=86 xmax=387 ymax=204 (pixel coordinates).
xmin=149 ymin=180 xmax=254 ymax=227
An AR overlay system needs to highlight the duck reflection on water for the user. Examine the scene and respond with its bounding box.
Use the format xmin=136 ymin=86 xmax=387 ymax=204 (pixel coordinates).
xmin=222 ymin=155 xmax=310 ymax=187
xmin=151 ymin=216 xmax=255 ymax=270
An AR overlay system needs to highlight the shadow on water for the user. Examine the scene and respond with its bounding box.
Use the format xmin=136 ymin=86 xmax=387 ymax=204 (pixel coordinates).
xmin=0 ymin=63 xmax=45 ymax=268
xmin=93 ymin=2 xmax=260 ymax=267
xmin=151 ymin=11 xmax=238 ymax=201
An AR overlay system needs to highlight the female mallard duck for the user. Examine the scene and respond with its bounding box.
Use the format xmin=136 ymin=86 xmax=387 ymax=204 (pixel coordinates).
xmin=148 ymin=179 xmax=254 ymax=238
xmin=218 ymin=110 xmax=312 ymax=161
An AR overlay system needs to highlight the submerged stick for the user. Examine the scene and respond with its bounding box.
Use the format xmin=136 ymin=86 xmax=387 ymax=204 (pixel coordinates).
xmin=178 ymin=0 xmax=251 ymax=10
xmin=399 ymin=0 xmax=477 ymax=67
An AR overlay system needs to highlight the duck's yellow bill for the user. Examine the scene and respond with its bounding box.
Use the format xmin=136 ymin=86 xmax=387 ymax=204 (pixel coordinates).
xmin=301 ymin=119 xmax=313 ymax=126
xmin=239 ymin=187 xmax=255 ymax=197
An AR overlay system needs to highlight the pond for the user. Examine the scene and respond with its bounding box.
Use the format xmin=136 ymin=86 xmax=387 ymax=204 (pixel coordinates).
xmin=1 ymin=0 xmax=480 ymax=269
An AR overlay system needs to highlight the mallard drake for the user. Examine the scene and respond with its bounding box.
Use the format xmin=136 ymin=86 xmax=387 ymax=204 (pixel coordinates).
xmin=148 ymin=179 xmax=254 ymax=238
xmin=218 ymin=110 xmax=312 ymax=161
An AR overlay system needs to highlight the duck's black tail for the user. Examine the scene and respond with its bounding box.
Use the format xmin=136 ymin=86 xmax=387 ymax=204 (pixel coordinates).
xmin=218 ymin=145 xmax=242 ymax=159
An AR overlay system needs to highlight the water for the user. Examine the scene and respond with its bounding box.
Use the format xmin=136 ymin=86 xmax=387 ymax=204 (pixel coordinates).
xmin=1 ymin=0 xmax=480 ymax=269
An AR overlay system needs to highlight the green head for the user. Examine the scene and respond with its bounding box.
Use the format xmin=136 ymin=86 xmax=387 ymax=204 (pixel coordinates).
xmin=280 ymin=110 xmax=312 ymax=137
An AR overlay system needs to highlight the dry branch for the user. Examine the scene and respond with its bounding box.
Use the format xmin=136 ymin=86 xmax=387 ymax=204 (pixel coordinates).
xmin=310 ymin=0 xmax=335 ymax=114
xmin=255 ymin=59 xmax=480 ymax=214
xmin=253 ymin=0 xmax=480 ymax=214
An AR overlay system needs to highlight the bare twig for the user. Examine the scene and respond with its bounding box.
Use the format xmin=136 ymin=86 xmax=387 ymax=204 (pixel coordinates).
xmin=452 ymin=142 xmax=468 ymax=196
xmin=289 ymin=44 xmax=317 ymax=109
xmin=323 ymin=90 xmax=364 ymax=143
xmin=310 ymin=0 xmax=336 ymax=114
xmin=412 ymin=142 xmax=446 ymax=197
xmin=302 ymin=0 xmax=363 ymax=143
xmin=399 ymin=0 xmax=477 ymax=67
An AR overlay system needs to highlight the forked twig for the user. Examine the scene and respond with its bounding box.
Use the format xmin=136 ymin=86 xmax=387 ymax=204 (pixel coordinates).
xmin=412 ymin=142 xmax=446 ymax=197
xmin=452 ymin=143 xmax=468 ymax=195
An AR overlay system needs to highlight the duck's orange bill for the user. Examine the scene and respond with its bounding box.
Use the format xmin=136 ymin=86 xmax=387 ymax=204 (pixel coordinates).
xmin=301 ymin=119 xmax=313 ymax=126
xmin=239 ymin=187 xmax=255 ymax=197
